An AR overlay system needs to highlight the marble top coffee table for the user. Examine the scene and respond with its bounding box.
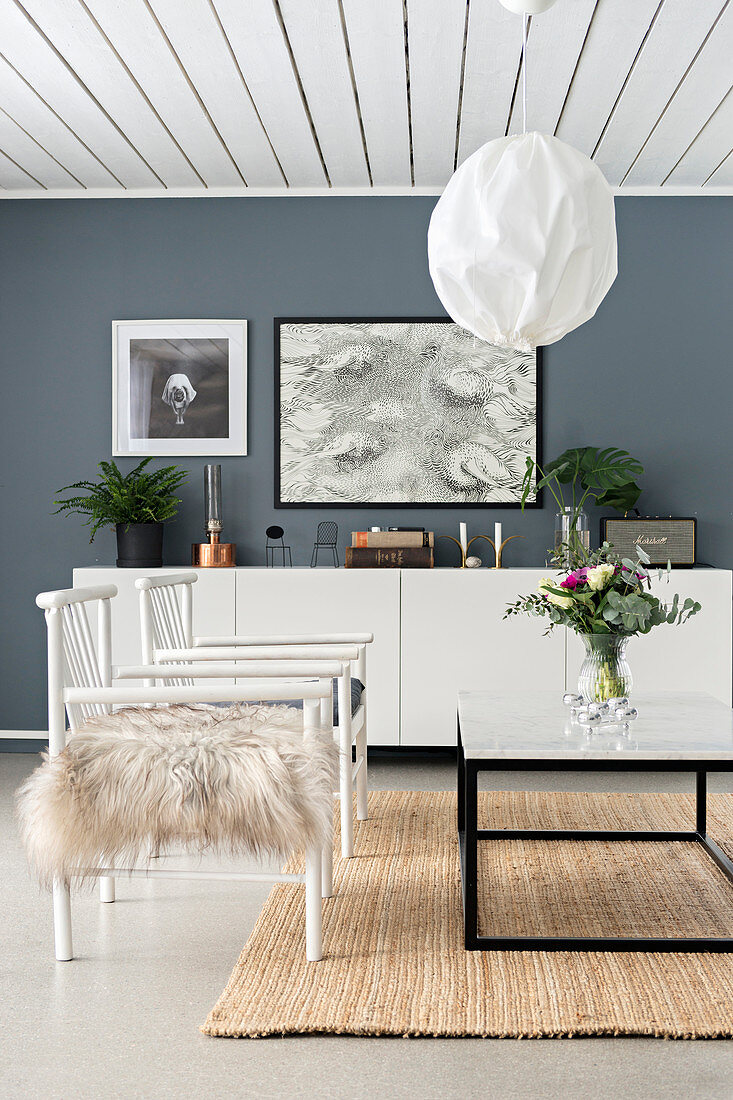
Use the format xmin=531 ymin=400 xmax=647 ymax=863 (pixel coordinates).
xmin=457 ymin=691 xmax=733 ymax=952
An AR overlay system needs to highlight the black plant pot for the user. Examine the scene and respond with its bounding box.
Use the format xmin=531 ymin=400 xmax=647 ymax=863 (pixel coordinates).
xmin=116 ymin=522 xmax=164 ymax=568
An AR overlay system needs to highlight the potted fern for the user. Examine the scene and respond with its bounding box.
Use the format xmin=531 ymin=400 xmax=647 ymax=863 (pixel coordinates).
xmin=54 ymin=459 xmax=188 ymax=567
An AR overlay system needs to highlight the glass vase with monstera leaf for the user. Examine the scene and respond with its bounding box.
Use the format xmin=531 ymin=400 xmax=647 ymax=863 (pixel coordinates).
xmin=522 ymin=446 xmax=644 ymax=568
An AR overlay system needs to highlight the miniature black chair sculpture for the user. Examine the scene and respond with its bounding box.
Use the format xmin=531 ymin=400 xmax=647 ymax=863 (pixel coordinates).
xmin=311 ymin=521 xmax=339 ymax=568
xmin=266 ymin=525 xmax=292 ymax=567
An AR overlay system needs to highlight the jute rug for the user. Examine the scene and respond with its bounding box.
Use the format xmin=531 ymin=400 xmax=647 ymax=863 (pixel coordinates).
xmin=202 ymin=791 xmax=733 ymax=1038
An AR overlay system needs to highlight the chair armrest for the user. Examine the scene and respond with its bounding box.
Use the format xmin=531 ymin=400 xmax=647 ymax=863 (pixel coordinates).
xmin=64 ymin=680 xmax=333 ymax=706
xmin=193 ymin=632 xmax=374 ymax=646
xmin=113 ymin=660 xmax=344 ymax=680
xmin=152 ymin=645 xmax=359 ymax=662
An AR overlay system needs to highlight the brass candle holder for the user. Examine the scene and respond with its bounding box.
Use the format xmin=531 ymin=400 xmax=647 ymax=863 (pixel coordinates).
xmin=436 ymin=534 xmax=467 ymax=567
xmin=468 ymin=533 xmax=524 ymax=568
xmin=192 ymin=465 xmax=235 ymax=567
xmin=437 ymin=532 xmax=524 ymax=568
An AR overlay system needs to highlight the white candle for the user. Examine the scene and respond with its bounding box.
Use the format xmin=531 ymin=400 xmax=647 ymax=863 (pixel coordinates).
xmin=494 ymin=522 xmax=502 ymax=549
xmin=459 ymin=522 xmax=468 ymax=555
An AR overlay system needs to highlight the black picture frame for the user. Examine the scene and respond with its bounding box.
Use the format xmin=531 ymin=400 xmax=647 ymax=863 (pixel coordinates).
xmin=274 ymin=317 xmax=543 ymax=510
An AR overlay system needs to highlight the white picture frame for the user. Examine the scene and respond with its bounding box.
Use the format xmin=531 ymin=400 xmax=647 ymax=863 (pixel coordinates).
xmin=113 ymin=319 xmax=247 ymax=457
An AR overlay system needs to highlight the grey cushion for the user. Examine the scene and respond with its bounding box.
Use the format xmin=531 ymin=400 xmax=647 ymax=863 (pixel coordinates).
xmin=280 ymin=678 xmax=365 ymax=725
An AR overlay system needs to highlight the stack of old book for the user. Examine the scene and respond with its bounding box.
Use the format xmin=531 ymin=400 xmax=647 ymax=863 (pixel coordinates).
xmin=345 ymin=528 xmax=434 ymax=568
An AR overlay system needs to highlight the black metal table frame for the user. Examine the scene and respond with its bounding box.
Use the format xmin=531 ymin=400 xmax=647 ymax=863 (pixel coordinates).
xmin=457 ymin=716 xmax=733 ymax=952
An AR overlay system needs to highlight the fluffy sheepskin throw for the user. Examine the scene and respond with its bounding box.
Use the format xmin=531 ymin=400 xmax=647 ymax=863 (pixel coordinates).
xmin=16 ymin=703 xmax=336 ymax=889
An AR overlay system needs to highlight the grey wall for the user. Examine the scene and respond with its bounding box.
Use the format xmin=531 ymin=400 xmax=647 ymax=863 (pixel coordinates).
xmin=1 ymin=195 xmax=731 ymax=737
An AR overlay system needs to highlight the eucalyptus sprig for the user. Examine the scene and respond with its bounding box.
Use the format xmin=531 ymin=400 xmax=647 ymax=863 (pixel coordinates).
xmin=54 ymin=458 xmax=188 ymax=542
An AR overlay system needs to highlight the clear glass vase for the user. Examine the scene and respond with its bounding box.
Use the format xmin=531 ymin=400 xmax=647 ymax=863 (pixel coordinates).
xmin=554 ymin=507 xmax=590 ymax=567
xmin=578 ymin=633 xmax=633 ymax=703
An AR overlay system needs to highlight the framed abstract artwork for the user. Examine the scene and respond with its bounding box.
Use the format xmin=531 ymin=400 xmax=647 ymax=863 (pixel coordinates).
xmin=113 ymin=319 xmax=247 ymax=456
xmin=275 ymin=317 xmax=542 ymax=508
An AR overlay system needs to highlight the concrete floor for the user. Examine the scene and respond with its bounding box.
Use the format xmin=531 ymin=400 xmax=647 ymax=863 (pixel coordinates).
xmin=3 ymin=751 xmax=733 ymax=1100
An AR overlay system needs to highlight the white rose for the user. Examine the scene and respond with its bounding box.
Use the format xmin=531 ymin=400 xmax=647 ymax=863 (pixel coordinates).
xmin=538 ymin=576 xmax=556 ymax=593
xmin=586 ymin=563 xmax=615 ymax=591
xmin=547 ymin=592 xmax=574 ymax=609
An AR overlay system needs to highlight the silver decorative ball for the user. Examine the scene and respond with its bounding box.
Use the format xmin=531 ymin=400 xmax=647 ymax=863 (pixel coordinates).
xmin=563 ymin=692 xmax=583 ymax=707
xmin=606 ymin=696 xmax=629 ymax=709
xmin=615 ymin=705 xmax=638 ymax=722
xmin=465 ymin=555 xmax=482 ymax=569
xmin=578 ymin=711 xmax=602 ymax=726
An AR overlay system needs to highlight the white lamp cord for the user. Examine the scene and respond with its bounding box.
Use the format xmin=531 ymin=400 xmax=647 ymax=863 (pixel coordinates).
xmin=522 ymin=13 xmax=528 ymax=134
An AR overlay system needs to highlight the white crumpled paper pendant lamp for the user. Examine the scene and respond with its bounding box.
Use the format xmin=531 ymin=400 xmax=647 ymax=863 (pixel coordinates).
xmin=428 ymin=0 xmax=617 ymax=352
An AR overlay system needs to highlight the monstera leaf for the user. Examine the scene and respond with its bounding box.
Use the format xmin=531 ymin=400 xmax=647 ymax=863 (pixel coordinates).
xmin=522 ymin=446 xmax=643 ymax=514
xmin=595 ymin=480 xmax=642 ymax=512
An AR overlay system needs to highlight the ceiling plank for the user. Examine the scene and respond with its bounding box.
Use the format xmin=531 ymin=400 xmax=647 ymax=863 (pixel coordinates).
xmin=10 ymin=0 xmax=202 ymax=187
xmin=71 ymin=0 xmax=245 ymax=187
xmin=554 ymin=0 xmax=662 ymax=157
xmin=624 ymin=2 xmax=733 ymax=185
xmin=0 ymin=0 xmax=159 ymax=187
xmin=665 ymin=90 xmax=733 ymax=184
xmin=276 ymin=0 xmax=370 ymax=186
xmin=705 ymin=147 xmax=733 ymax=185
xmin=0 ymin=58 xmax=119 ymax=186
xmin=408 ymin=0 xmax=467 ymax=186
xmin=341 ymin=0 xmax=411 ymax=186
xmin=0 ymin=109 xmax=84 ymax=187
xmin=593 ymin=0 xmax=726 ymax=185
xmin=210 ymin=0 xmax=325 ymax=187
xmin=506 ymin=0 xmax=598 ymax=137
xmin=143 ymin=0 xmax=285 ymax=187
xmin=458 ymin=2 xmax=519 ymax=162
xmin=0 ymin=145 xmax=44 ymax=187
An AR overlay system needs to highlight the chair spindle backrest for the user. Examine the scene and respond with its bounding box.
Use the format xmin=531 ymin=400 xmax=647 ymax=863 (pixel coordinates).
xmin=59 ymin=600 xmax=110 ymax=728
xmin=36 ymin=586 xmax=117 ymax=739
xmin=137 ymin=575 xmax=197 ymax=687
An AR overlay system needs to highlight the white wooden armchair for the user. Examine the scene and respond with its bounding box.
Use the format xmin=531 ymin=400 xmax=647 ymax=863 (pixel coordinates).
xmin=135 ymin=573 xmax=374 ymax=858
xmin=22 ymin=584 xmax=340 ymax=963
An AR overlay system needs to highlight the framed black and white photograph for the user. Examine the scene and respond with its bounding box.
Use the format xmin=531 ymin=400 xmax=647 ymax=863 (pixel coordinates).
xmin=113 ymin=320 xmax=247 ymax=456
xmin=276 ymin=318 xmax=542 ymax=507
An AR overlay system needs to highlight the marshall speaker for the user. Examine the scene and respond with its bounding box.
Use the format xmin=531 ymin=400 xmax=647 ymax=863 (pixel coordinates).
xmin=600 ymin=517 xmax=696 ymax=567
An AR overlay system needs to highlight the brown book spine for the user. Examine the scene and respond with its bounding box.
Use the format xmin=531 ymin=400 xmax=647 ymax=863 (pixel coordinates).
xmin=351 ymin=531 xmax=434 ymax=548
xmin=345 ymin=547 xmax=434 ymax=568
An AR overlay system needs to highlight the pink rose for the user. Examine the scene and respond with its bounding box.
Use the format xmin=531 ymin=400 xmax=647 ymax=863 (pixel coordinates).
xmin=560 ymin=567 xmax=589 ymax=590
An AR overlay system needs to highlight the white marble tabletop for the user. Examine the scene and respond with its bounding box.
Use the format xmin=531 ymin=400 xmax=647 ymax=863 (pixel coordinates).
xmin=457 ymin=691 xmax=733 ymax=761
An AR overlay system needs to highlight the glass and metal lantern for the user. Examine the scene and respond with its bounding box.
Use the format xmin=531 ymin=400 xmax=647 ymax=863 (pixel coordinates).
xmin=191 ymin=464 xmax=235 ymax=567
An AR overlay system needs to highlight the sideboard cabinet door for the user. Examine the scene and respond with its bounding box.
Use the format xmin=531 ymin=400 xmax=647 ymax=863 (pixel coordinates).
xmin=400 ymin=570 xmax=565 ymax=747
xmin=566 ymin=570 xmax=732 ymax=705
xmin=235 ymin=569 xmax=401 ymax=745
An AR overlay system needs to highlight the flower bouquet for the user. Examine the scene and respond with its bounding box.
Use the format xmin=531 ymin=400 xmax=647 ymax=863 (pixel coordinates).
xmin=504 ymin=543 xmax=701 ymax=702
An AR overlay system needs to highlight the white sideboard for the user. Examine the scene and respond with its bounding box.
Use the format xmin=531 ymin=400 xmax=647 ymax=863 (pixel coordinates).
xmin=74 ymin=566 xmax=732 ymax=748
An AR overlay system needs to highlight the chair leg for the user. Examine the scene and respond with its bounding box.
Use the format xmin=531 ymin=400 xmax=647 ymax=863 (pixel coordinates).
xmin=99 ymin=876 xmax=115 ymax=903
xmin=356 ymin=722 xmax=368 ymax=822
xmin=53 ymin=879 xmax=73 ymax=961
xmin=311 ymin=545 xmax=318 ymax=567
xmin=339 ymin=758 xmax=354 ymax=856
xmin=305 ymin=846 xmax=323 ymax=961
xmin=322 ymin=838 xmax=333 ymax=899
xmin=332 ymin=545 xmax=339 ymax=567
xmin=337 ymin=676 xmax=354 ymax=859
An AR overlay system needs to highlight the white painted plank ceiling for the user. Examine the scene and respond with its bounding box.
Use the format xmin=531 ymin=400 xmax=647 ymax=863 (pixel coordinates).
xmin=0 ymin=0 xmax=730 ymax=196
